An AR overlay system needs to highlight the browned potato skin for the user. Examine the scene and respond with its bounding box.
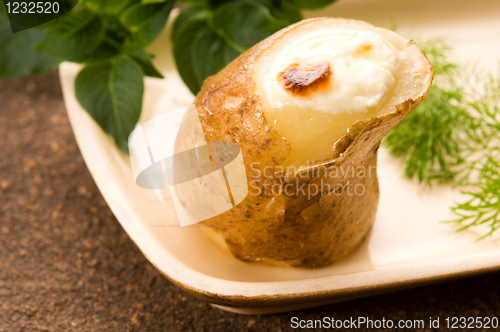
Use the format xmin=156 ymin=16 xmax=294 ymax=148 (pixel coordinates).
xmin=190 ymin=18 xmax=433 ymax=268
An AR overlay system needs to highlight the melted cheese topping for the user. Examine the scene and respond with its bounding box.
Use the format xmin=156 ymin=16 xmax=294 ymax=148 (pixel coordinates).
xmin=261 ymin=29 xmax=399 ymax=115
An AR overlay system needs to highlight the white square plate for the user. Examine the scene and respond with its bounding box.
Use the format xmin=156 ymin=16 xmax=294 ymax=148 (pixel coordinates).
xmin=59 ymin=0 xmax=500 ymax=314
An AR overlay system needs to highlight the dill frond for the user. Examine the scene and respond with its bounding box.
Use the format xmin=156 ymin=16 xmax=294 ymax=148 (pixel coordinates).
xmin=383 ymin=36 xmax=500 ymax=237
xmin=450 ymin=73 xmax=500 ymax=238
xmin=450 ymin=154 xmax=500 ymax=239
xmin=384 ymin=37 xmax=475 ymax=185
xmin=383 ymin=37 xmax=498 ymax=186
xmin=384 ymin=85 xmax=471 ymax=184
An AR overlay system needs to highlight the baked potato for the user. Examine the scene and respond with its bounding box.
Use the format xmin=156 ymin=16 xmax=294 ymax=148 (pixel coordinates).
xmin=175 ymin=17 xmax=433 ymax=268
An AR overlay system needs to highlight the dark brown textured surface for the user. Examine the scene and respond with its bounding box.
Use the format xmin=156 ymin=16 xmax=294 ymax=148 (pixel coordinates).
xmin=1 ymin=71 xmax=499 ymax=331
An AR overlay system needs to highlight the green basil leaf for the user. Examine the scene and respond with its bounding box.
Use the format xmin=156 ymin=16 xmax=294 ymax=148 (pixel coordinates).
xmin=289 ymin=0 xmax=338 ymax=10
xmin=123 ymin=42 xmax=164 ymax=78
xmin=244 ymin=0 xmax=302 ymax=24
xmin=266 ymin=0 xmax=302 ymax=24
xmin=102 ymin=15 xmax=132 ymax=45
xmin=211 ymin=1 xmax=288 ymax=50
xmin=142 ymin=0 xmax=168 ymax=3
xmin=0 ymin=6 xmax=59 ymax=78
xmin=71 ymin=37 xmax=121 ymax=63
xmin=191 ymin=26 xmax=239 ymax=89
xmin=75 ymin=54 xmax=144 ymax=154
xmin=120 ymin=0 xmax=174 ymax=46
xmin=172 ymin=12 xmax=209 ymax=94
xmin=34 ymin=9 xmax=105 ymax=61
xmin=172 ymin=3 xmax=205 ymax=41
xmin=207 ymin=0 xmax=231 ymax=9
xmin=82 ymin=0 xmax=136 ymax=15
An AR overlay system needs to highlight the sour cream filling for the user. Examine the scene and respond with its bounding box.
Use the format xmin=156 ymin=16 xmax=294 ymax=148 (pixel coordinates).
xmin=261 ymin=28 xmax=399 ymax=114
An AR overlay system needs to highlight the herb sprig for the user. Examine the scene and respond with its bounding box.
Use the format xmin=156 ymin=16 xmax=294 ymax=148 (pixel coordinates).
xmin=1 ymin=0 xmax=175 ymax=154
xmin=384 ymin=37 xmax=500 ymax=238
xmin=450 ymin=154 xmax=500 ymax=239
xmin=384 ymin=38 xmax=485 ymax=185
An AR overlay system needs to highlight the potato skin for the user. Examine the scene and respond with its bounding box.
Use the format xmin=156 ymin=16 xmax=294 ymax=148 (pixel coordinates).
xmin=187 ymin=18 xmax=432 ymax=268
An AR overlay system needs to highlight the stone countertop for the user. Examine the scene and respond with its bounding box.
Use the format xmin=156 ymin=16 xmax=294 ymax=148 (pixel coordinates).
xmin=1 ymin=71 xmax=499 ymax=332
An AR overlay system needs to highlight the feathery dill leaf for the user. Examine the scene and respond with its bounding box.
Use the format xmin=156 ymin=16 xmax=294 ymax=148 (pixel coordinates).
xmin=384 ymin=37 xmax=497 ymax=186
xmin=450 ymin=154 xmax=500 ymax=239
xmin=384 ymin=37 xmax=479 ymax=185
xmin=383 ymin=36 xmax=500 ymax=237
xmin=450 ymin=72 xmax=500 ymax=238
xmin=384 ymin=86 xmax=469 ymax=184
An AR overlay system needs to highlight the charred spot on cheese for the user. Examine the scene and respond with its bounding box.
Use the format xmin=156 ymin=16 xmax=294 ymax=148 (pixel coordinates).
xmin=280 ymin=62 xmax=332 ymax=96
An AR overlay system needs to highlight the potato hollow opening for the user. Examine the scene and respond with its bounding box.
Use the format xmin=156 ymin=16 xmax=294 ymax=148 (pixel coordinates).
xmin=253 ymin=21 xmax=422 ymax=168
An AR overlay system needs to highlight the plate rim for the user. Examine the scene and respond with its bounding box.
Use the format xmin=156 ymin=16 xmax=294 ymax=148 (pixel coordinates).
xmin=59 ymin=62 xmax=500 ymax=308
